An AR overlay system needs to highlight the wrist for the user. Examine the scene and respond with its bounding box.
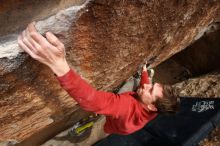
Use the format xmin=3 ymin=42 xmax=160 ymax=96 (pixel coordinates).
xmin=142 ymin=68 xmax=147 ymax=72
xmin=49 ymin=60 xmax=70 ymax=77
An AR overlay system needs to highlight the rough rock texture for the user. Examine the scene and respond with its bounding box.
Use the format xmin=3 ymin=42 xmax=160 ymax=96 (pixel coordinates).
xmin=173 ymin=71 xmax=220 ymax=98
xmin=0 ymin=1 xmax=90 ymax=145
xmin=0 ymin=0 xmax=220 ymax=145
xmin=70 ymin=0 xmax=220 ymax=91
xmin=172 ymin=71 xmax=220 ymax=146
xmin=200 ymin=126 xmax=220 ymax=146
xmin=0 ymin=1 xmax=89 ymax=60
xmin=0 ymin=0 xmax=87 ymax=37
xmin=154 ymin=23 xmax=220 ymax=85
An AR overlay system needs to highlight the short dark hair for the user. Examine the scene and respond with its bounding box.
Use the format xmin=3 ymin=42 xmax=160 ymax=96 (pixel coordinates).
xmin=154 ymin=85 xmax=180 ymax=114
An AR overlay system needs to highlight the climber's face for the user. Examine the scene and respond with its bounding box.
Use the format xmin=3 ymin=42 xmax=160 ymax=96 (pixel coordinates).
xmin=137 ymin=83 xmax=163 ymax=111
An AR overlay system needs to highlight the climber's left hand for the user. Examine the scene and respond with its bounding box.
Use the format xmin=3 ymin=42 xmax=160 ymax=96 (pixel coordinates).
xmin=17 ymin=22 xmax=70 ymax=76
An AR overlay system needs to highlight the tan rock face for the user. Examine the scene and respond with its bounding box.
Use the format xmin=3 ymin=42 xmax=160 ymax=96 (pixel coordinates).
xmin=0 ymin=0 xmax=87 ymax=37
xmin=154 ymin=24 xmax=220 ymax=85
xmin=0 ymin=0 xmax=219 ymax=144
xmin=70 ymin=0 xmax=220 ymax=90
xmin=0 ymin=59 xmax=77 ymax=141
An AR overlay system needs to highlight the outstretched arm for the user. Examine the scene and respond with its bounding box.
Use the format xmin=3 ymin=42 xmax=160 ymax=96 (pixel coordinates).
xmin=56 ymin=68 xmax=124 ymax=116
xmin=17 ymin=23 xmax=125 ymax=117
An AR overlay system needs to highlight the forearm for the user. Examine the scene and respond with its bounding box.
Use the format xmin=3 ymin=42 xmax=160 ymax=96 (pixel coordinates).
xmin=140 ymin=71 xmax=150 ymax=86
xmin=56 ymin=69 xmax=102 ymax=111
xmin=57 ymin=69 xmax=95 ymax=104
xmin=57 ymin=68 xmax=122 ymax=116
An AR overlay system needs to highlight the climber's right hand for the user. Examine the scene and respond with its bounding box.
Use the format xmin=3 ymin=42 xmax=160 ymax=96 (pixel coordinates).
xmin=17 ymin=22 xmax=70 ymax=76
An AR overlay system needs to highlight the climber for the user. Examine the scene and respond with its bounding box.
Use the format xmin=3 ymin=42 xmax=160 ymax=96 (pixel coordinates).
xmin=17 ymin=22 xmax=180 ymax=135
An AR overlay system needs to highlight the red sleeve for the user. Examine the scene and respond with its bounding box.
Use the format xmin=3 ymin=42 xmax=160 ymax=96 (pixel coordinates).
xmin=56 ymin=69 xmax=125 ymax=117
xmin=140 ymin=71 xmax=150 ymax=87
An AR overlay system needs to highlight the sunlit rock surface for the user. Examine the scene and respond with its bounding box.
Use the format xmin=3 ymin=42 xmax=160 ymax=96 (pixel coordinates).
xmin=0 ymin=0 xmax=219 ymax=145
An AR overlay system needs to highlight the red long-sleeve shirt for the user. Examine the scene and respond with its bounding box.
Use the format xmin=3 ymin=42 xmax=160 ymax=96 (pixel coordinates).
xmin=57 ymin=69 xmax=157 ymax=135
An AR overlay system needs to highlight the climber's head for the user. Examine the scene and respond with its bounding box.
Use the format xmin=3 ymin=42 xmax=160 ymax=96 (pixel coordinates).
xmin=137 ymin=83 xmax=180 ymax=114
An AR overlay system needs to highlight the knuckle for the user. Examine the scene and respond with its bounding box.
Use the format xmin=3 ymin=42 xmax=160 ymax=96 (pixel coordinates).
xmin=22 ymin=37 xmax=28 ymax=44
xmin=36 ymin=45 xmax=42 ymax=50
xmin=34 ymin=50 xmax=40 ymax=55
xmin=49 ymin=37 xmax=56 ymax=44
xmin=59 ymin=43 xmax=65 ymax=50
xmin=18 ymin=39 xmax=22 ymax=45
xmin=22 ymin=37 xmax=28 ymax=43
xmin=53 ymin=39 xmax=59 ymax=45
xmin=31 ymin=54 xmax=38 ymax=59
xmin=42 ymin=44 xmax=49 ymax=49
xmin=30 ymin=32 xmax=37 ymax=38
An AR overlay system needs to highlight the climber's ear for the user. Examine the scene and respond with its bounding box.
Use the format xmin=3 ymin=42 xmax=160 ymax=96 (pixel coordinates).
xmin=147 ymin=104 xmax=157 ymax=112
